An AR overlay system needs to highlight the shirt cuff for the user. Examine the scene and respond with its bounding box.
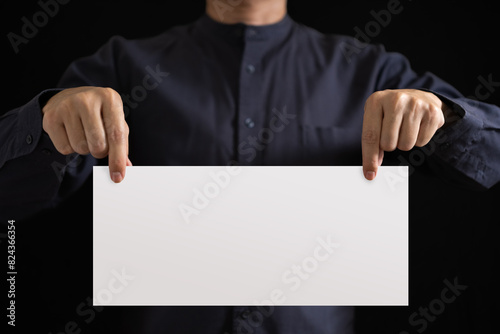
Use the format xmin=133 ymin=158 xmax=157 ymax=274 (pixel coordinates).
xmin=9 ymin=89 xmax=63 ymax=165
xmin=424 ymin=90 xmax=495 ymax=188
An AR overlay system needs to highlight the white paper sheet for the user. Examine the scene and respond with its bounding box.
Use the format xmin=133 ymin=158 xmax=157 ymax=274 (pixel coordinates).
xmin=93 ymin=166 xmax=408 ymax=305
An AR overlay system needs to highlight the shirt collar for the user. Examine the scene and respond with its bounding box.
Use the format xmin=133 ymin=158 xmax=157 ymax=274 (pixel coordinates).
xmin=194 ymin=13 xmax=293 ymax=43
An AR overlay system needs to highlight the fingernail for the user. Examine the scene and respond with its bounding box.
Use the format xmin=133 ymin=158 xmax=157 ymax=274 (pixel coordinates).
xmin=111 ymin=172 xmax=123 ymax=183
xmin=365 ymin=171 xmax=376 ymax=180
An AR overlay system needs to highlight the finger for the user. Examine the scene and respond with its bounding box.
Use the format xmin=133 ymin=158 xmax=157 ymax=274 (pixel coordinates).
xmin=378 ymin=149 xmax=384 ymax=166
xmin=48 ymin=123 xmax=74 ymax=155
xmin=397 ymin=113 xmax=420 ymax=151
xmin=101 ymin=91 xmax=128 ymax=183
xmin=379 ymin=111 xmax=402 ymax=152
xmin=415 ymin=108 xmax=443 ymax=147
xmin=362 ymin=96 xmax=383 ymax=180
xmin=65 ymin=113 xmax=89 ymax=155
xmin=415 ymin=120 xmax=437 ymax=147
xmin=80 ymin=106 xmax=108 ymax=159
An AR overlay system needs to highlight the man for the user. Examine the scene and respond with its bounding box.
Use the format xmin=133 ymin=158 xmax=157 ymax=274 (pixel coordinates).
xmin=1 ymin=0 xmax=499 ymax=333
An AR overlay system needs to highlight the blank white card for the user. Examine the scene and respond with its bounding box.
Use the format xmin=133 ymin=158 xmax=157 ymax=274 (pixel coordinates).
xmin=93 ymin=166 xmax=408 ymax=305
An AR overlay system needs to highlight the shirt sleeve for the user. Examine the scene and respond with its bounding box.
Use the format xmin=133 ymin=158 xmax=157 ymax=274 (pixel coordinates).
xmin=373 ymin=47 xmax=500 ymax=190
xmin=0 ymin=36 xmax=127 ymax=221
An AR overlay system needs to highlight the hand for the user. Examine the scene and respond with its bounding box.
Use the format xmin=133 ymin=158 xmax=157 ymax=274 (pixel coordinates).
xmin=42 ymin=86 xmax=132 ymax=183
xmin=362 ymin=89 xmax=446 ymax=180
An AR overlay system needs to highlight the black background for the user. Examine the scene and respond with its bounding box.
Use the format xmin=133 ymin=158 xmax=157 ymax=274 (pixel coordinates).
xmin=2 ymin=1 xmax=499 ymax=333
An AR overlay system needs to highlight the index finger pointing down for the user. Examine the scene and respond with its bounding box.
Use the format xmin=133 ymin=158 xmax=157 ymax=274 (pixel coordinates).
xmin=362 ymin=103 xmax=383 ymax=180
xmin=102 ymin=98 xmax=129 ymax=183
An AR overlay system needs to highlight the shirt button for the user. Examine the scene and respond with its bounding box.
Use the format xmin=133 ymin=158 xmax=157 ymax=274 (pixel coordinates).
xmin=42 ymin=148 xmax=51 ymax=155
xmin=247 ymin=29 xmax=256 ymax=37
xmin=26 ymin=134 xmax=33 ymax=145
xmin=244 ymin=117 xmax=255 ymax=128
xmin=246 ymin=64 xmax=256 ymax=74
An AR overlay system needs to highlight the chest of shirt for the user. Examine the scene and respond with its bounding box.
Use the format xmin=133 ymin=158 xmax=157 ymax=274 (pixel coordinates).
xmin=122 ymin=37 xmax=370 ymax=166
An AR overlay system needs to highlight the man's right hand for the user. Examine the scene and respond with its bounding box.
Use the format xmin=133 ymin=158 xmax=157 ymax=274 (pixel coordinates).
xmin=42 ymin=86 xmax=132 ymax=183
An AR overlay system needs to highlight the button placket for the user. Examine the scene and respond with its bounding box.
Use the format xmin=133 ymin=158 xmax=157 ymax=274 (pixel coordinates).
xmin=232 ymin=306 xmax=252 ymax=333
xmin=236 ymin=27 xmax=263 ymax=164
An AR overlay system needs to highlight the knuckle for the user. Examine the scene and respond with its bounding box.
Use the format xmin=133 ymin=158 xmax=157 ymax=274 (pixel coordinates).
xmin=86 ymin=127 xmax=106 ymax=144
xmin=373 ymin=90 xmax=388 ymax=98
xmin=379 ymin=138 xmax=396 ymax=152
xmin=411 ymin=99 xmax=424 ymax=111
xmin=57 ymin=145 xmax=74 ymax=155
xmin=76 ymin=148 xmax=90 ymax=155
xmin=41 ymin=102 xmax=54 ymax=116
xmin=123 ymin=123 xmax=130 ymax=136
xmin=365 ymin=91 xmax=384 ymax=109
xmin=107 ymin=124 xmax=128 ymax=143
xmin=100 ymin=87 xmax=121 ymax=104
xmin=362 ymin=130 xmax=379 ymax=145
xmin=42 ymin=113 xmax=58 ymax=132
xmin=429 ymin=106 xmax=444 ymax=124
xmin=74 ymin=140 xmax=89 ymax=155
xmin=66 ymin=94 xmax=92 ymax=114
xmin=58 ymin=99 xmax=76 ymax=116
xmin=91 ymin=151 xmax=108 ymax=159
xmin=89 ymin=139 xmax=108 ymax=154
xmin=73 ymin=91 xmax=91 ymax=105
xmin=437 ymin=117 xmax=445 ymax=128
xmin=89 ymin=140 xmax=108 ymax=158
xmin=397 ymin=141 xmax=413 ymax=151
xmin=91 ymin=140 xmax=108 ymax=154
xmin=414 ymin=139 xmax=428 ymax=148
xmin=405 ymin=99 xmax=422 ymax=120
xmin=101 ymin=86 xmax=117 ymax=96
xmin=392 ymin=90 xmax=416 ymax=104
xmin=393 ymin=90 xmax=405 ymax=100
xmin=421 ymin=105 xmax=444 ymax=129
xmin=392 ymin=90 xmax=409 ymax=105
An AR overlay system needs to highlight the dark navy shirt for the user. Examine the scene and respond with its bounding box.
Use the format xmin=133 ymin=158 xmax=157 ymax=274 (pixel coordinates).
xmin=1 ymin=13 xmax=500 ymax=334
